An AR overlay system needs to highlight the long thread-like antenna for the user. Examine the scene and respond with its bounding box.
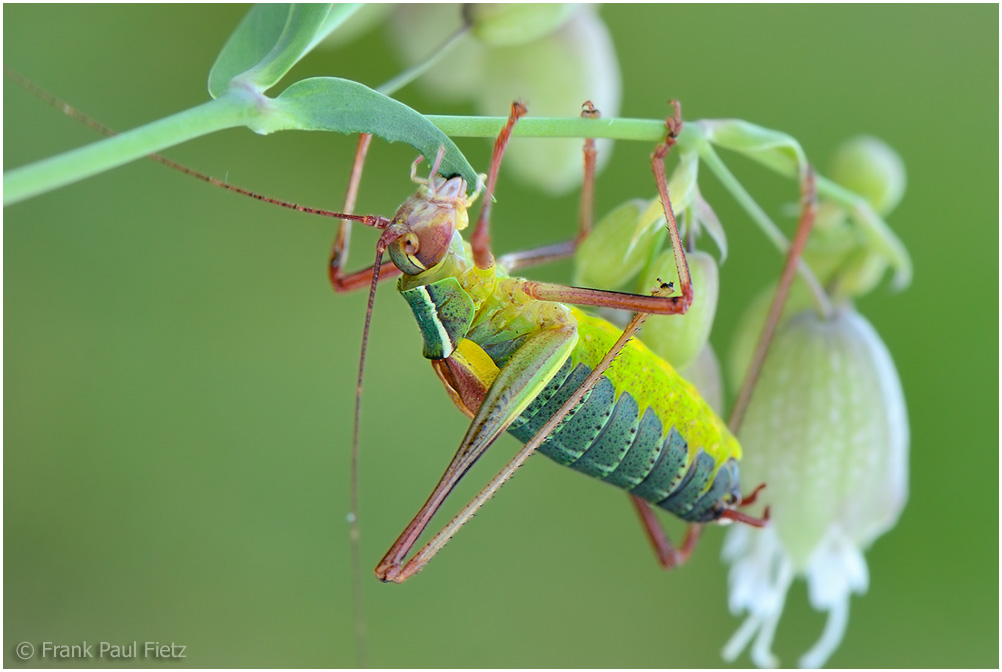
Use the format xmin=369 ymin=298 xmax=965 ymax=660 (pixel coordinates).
xmin=6 ymin=66 xmax=400 ymax=665
xmin=4 ymin=66 xmax=391 ymax=228
xmin=350 ymin=231 xmax=400 ymax=665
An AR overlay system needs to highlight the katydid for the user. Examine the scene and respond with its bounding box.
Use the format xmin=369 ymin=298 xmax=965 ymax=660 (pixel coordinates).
xmin=9 ymin=74 xmax=780 ymax=582
xmin=325 ymin=101 xmax=782 ymax=584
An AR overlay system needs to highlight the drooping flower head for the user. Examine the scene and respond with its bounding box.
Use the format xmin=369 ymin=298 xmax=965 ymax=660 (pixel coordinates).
xmin=723 ymin=303 xmax=908 ymax=668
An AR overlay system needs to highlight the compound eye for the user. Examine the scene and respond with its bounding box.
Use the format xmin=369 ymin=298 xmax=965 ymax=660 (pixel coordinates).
xmin=388 ymin=232 xmax=426 ymax=275
xmin=403 ymin=233 xmax=419 ymax=255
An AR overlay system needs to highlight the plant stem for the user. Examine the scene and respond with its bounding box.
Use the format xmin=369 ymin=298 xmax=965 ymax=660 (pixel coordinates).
xmin=426 ymin=115 xmax=691 ymax=144
xmin=699 ymin=145 xmax=833 ymax=318
xmin=3 ymin=94 xmax=253 ymax=206
xmin=376 ymin=24 xmax=470 ymax=97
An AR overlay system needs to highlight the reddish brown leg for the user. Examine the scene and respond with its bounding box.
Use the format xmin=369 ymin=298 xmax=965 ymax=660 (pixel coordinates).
xmin=631 ymin=495 xmax=703 ymax=569
xmin=471 ymin=101 xmax=528 ymax=269
xmin=578 ymin=100 xmax=600 ymax=244
xmin=329 ymin=133 xmax=404 ymax=293
xmin=518 ymin=105 xmax=693 ymax=315
xmin=728 ymin=167 xmax=818 ymax=434
xmin=497 ymin=101 xmax=601 ymax=272
xmin=738 ymin=483 xmax=767 ymax=507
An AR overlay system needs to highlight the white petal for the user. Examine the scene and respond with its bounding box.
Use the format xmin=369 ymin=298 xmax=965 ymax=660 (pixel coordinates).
xmin=799 ymin=594 xmax=851 ymax=669
xmin=805 ymin=525 xmax=869 ymax=610
xmin=722 ymin=526 xmax=797 ymax=667
xmin=722 ymin=613 xmax=762 ymax=663
xmin=751 ymin=561 xmax=794 ymax=669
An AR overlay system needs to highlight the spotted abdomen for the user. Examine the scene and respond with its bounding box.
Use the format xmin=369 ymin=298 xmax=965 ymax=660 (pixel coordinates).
xmin=507 ymin=357 xmax=742 ymax=523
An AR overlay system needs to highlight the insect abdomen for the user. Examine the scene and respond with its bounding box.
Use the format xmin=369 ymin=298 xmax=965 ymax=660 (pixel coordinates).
xmin=506 ymin=310 xmax=742 ymax=523
xmin=506 ymin=359 xmax=738 ymax=523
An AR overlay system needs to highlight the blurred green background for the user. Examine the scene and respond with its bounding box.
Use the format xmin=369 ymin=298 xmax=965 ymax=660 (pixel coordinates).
xmin=4 ymin=5 xmax=997 ymax=668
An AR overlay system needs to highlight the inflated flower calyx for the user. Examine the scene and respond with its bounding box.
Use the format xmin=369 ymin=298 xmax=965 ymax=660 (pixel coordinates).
xmin=573 ymin=198 xmax=656 ymax=290
xmin=465 ymin=4 xmax=578 ymax=46
xmin=829 ymin=136 xmax=906 ymax=217
xmin=480 ymin=8 xmax=621 ymax=194
xmin=677 ymin=344 xmax=724 ymax=416
xmin=389 ymin=5 xmax=622 ymax=194
xmin=639 ymin=249 xmax=719 ymax=370
xmin=727 ymin=281 xmax=815 ymax=391
xmin=722 ymin=306 xmax=908 ymax=668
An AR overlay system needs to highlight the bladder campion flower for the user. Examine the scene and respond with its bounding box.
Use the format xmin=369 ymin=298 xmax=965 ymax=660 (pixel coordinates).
xmin=390 ymin=4 xmax=621 ymax=194
xmin=721 ymin=307 xmax=908 ymax=668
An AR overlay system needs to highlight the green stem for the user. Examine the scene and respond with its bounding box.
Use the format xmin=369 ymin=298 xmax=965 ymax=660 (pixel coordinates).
xmin=376 ymin=25 xmax=470 ymax=97
xmin=3 ymin=93 xmax=254 ymax=206
xmin=426 ymin=115 xmax=691 ymax=144
xmin=699 ymin=144 xmax=833 ymax=318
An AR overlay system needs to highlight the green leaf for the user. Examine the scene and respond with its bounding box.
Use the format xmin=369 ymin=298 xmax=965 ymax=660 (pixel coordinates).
xmin=698 ymin=119 xmax=807 ymax=179
xmin=208 ymin=4 xmax=360 ymax=97
xmin=266 ymin=77 xmax=478 ymax=187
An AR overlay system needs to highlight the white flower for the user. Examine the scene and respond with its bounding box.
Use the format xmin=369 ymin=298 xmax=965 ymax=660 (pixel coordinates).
xmin=722 ymin=307 xmax=908 ymax=668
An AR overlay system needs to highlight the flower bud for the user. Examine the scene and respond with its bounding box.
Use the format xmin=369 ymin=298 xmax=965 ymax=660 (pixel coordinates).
xmin=722 ymin=306 xmax=908 ymax=668
xmin=573 ymin=198 xmax=660 ymax=290
xmin=466 ymin=4 xmax=578 ymax=46
xmin=829 ymin=136 xmax=906 ymax=217
xmin=479 ymin=8 xmax=621 ymax=193
xmin=389 ymin=6 xmax=622 ymax=194
xmin=639 ymin=249 xmax=719 ymax=369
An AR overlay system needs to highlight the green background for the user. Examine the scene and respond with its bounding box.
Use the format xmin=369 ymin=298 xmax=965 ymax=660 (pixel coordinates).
xmin=4 ymin=4 xmax=997 ymax=668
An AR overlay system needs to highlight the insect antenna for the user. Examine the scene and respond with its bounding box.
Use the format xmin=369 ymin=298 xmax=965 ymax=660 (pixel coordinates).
xmin=3 ymin=66 xmax=392 ymax=229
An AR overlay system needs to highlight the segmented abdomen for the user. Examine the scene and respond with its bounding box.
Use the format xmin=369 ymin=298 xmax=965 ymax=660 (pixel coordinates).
xmin=506 ymin=312 xmax=742 ymax=523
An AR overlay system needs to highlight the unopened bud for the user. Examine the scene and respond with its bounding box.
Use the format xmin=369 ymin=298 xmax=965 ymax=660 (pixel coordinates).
xmin=466 ymin=4 xmax=578 ymax=46
xmin=829 ymin=136 xmax=906 ymax=217
xmin=478 ymin=8 xmax=621 ymax=194
xmin=573 ymin=198 xmax=659 ymax=290
xmin=640 ymin=250 xmax=719 ymax=370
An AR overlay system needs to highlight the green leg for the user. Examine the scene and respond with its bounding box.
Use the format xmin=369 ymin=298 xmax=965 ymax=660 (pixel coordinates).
xmin=376 ymin=324 xmax=578 ymax=582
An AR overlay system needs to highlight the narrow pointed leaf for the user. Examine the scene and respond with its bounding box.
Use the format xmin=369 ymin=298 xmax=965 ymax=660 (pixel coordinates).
xmin=699 ymin=119 xmax=807 ymax=179
xmin=266 ymin=77 xmax=477 ymax=187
